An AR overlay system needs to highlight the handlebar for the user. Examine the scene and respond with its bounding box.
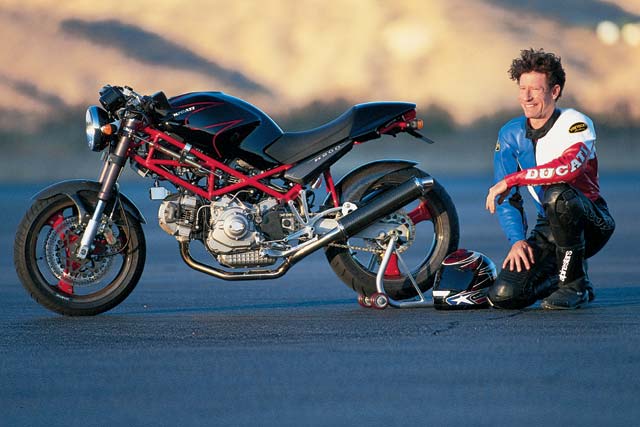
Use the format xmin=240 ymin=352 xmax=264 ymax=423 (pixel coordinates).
xmin=121 ymin=86 xmax=143 ymax=105
xmin=99 ymin=84 xmax=160 ymax=120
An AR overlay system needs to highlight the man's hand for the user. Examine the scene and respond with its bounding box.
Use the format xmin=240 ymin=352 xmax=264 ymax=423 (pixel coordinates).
xmin=503 ymin=240 xmax=535 ymax=272
xmin=485 ymin=179 xmax=510 ymax=214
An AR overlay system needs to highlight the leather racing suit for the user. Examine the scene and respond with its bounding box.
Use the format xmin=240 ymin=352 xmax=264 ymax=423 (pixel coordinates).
xmin=488 ymin=108 xmax=615 ymax=309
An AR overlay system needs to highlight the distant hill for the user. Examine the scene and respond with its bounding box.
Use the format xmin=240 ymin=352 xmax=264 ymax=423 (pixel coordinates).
xmin=1 ymin=0 xmax=638 ymax=180
xmin=1 ymin=0 xmax=639 ymax=127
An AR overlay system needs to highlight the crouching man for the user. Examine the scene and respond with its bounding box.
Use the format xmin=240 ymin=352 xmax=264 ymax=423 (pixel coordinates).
xmin=485 ymin=48 xmax=615 ymax=310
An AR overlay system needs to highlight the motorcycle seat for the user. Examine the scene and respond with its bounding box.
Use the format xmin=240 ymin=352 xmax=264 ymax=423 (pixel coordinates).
xmin=265 ymin=107 xmax=355 ymax=164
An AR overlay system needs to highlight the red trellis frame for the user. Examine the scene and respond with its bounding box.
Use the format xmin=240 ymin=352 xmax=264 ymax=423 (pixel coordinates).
xmin=130 ymin=127 xmax=311 ymax=203
xmin=129 ymin=123 xmax=433 ymax=277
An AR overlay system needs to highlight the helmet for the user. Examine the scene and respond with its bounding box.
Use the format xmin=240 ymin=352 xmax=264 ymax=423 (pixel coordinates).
xmin=432 ymin=249 xmax=497 ymax=310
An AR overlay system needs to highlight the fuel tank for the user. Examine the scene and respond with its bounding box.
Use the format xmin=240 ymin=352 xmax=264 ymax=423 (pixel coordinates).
xmin=162 ymin=92 xmax=283 ymax=169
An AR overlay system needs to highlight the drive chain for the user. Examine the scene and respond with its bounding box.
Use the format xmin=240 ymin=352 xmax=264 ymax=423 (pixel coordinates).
xmin=328 ymin=242 xmax=385 ymax=254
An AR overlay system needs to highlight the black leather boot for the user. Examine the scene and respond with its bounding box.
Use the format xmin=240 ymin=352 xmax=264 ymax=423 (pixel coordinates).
xmin=533 ymin=275 xmax=559 ymax=300
xmin=541 ymin=245 xmax=590 ymax=310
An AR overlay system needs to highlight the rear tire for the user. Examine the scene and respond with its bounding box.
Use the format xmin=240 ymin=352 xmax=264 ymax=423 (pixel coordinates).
xmin=14 ymin=194 xmax=146 ymax=316
xmin=325 ymin=167 xmax=459 ymax=300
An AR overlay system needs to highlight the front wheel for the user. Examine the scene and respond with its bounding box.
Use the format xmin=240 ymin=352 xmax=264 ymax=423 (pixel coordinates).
xmin=14 ymin=193 xmax=146 ymax=316
xmin=325 ymin=167 xmax=459 ymax=301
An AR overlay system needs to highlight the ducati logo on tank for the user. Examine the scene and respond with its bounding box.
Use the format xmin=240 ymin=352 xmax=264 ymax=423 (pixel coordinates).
xmin=172 ymin=106 xmax=196 ymax=117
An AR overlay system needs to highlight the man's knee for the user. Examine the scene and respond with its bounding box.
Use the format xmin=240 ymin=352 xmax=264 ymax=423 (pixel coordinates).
xmin=542 ymin=184 xmax=585 ymax=223
xmin=543 ymin=184 xmax=586 ymax=247
xmin=488 ymin=269 xmax=536 ymax=309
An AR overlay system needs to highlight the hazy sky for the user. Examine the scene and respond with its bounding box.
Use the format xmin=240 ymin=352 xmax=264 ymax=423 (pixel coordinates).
xmin=1 ymin=0 xmax=639 ymax=127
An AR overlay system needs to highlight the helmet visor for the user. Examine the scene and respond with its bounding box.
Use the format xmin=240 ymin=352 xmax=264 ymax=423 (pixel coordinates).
xmin=436 ymin=267 xmax=475 ymax=292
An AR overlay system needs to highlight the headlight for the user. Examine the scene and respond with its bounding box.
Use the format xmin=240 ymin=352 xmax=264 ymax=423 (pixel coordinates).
xmin=85 ymin=105 xmax=111 ymax=151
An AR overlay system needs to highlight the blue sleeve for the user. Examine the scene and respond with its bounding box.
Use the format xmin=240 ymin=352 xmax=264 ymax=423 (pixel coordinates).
xmin=493 ymin=132 xmax=527 ymax=245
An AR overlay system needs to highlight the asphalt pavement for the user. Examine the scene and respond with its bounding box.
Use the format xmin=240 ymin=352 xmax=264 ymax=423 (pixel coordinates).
xmin=1 ymin=172 xmax=639 ymax=427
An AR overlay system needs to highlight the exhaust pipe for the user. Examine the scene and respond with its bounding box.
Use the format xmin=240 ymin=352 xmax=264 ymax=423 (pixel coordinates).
xmin=290 ymin=175 xmax=434 ymax=257
xmin=335 ymin=175 xmax=434 ymax=239
xmin=179 ymin=175 xmax=433 ymax=280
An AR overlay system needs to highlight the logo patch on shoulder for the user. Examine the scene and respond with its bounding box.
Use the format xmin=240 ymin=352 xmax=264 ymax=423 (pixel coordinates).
xmin=569 ymin=122 xmax=588 ymax=133
xmin=495 ymin=141 xmax=500 ymax=151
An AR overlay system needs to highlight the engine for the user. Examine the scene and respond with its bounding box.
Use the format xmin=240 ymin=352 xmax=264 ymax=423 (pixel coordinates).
xmin=206 ymin=196 xmax=261 ymax=253
xmin=158 ymin=194 xmax=199 ymax=241
xmin=158 ymin=192 xmax=292 ymax=267
xmin=207 ymin=196 xmax=283 ymax=267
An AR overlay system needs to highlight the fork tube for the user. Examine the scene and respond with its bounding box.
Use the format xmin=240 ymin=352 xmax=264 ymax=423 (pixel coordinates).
xmin=77 ymin=118 xmax=138 ymax=259
xmin=77 ymin=199 xmax=107 ymax=259
xmin=97 ymin=151 xmax=111 ymax=183
xmin=98 ymin=118 xmax=138 ymax=200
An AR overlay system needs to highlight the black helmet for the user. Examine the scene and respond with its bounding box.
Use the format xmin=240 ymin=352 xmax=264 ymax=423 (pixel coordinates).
xmin=432 ymin=249 xmax=497 ymax=310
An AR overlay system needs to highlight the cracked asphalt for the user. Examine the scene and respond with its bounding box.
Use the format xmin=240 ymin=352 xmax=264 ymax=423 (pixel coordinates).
xmin=1 ymin=173 xmax=639 ymax=426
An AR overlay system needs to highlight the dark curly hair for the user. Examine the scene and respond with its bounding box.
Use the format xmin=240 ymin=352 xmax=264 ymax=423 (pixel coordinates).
xmin=509 ymin=48 xmax=566 ymax=99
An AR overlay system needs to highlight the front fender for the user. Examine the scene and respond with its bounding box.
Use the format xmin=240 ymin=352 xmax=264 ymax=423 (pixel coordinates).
xmin=34 ymin=179 xmax=146 ymax=224
xmin=324 ymin=159 xmax=419 ymax=207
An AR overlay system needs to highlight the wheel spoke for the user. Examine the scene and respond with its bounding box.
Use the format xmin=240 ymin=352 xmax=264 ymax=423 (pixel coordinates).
xmin=383 ymin=253 xmax=401 ymax=277
xmin=57 ymin=275 xmax=74 ymax=294
xmin=43 ymin=206 xmax=109 ymax=295
xmin=366 ymin=253 xmax=378 ymax=271
xmin=408 ymin=200 xmax=432 ymax=224
xmin=46 ymin=211 xmax=66 ymax=238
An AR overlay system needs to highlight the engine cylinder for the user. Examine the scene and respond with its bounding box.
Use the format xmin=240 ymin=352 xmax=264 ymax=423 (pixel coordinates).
xmin=206 ymin=199 xmax=259 ymax=254
xmin=158 ymin=194 xmax=198 ymax=241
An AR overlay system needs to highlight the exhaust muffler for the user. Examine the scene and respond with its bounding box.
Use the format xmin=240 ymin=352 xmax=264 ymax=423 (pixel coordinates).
xmin=336 ymin=175 xmax=434 ymax=238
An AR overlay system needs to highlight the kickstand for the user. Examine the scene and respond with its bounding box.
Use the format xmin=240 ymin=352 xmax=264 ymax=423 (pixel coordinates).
xmin=366 ymin=235 xmax=433 ymax=309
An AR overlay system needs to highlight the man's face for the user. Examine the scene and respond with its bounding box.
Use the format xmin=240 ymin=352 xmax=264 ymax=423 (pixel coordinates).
xmin=517 ymin=71 xmax=560 ymax=124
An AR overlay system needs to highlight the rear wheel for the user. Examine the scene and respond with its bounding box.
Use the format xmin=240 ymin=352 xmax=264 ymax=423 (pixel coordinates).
xmin=14 ymin=194 xmax=146 ymax=316
xmin=325 ymin=167 xmax=459 ymax=301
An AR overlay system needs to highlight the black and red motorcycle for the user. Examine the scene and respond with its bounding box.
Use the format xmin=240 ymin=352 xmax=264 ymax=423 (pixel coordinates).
xmin=14 ymin=85 xmax=459 ymax=315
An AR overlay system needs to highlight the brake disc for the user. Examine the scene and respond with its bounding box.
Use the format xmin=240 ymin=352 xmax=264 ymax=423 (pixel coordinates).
xmin=45 ymin=217 xmax=115 ymax=286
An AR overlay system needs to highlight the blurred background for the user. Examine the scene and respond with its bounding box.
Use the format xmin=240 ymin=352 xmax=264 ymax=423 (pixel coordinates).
xmin=0 ymin=0 xmax=638 ymax=181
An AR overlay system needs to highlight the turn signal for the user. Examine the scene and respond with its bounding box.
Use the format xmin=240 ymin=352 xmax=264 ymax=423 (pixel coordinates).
xmin=411 ymin=119 xmax=424 ymax=130
xmin=101 ymin=124 xmax=116 ymax=135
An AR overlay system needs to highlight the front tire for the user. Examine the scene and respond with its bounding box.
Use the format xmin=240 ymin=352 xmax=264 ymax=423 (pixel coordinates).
xmin=14 ymin=193 xmax=146 ymax=316
xmin=325 ymin=167 xmax=459 ymax=301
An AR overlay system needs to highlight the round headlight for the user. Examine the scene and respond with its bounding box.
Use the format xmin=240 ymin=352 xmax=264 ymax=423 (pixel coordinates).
xmin=85 ymin=105 xmax=111 ymax=152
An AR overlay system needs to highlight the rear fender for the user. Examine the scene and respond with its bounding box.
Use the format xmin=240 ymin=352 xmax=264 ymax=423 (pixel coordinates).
xmin=350 ymin=102 xmax=416 ymax=141
xmin=34 ymin=179 xmax=146 ymax=224
xmin=323 ymin=160 xmax=419 ymax=208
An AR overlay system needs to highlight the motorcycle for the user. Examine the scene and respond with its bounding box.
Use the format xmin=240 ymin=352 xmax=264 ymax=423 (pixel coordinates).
xmin=14 ymin=85 xmax=459 ymax=315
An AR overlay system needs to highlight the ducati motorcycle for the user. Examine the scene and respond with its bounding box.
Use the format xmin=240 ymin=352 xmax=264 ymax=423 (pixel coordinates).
xmin=14 ymin=85 xmax=459 ymax=315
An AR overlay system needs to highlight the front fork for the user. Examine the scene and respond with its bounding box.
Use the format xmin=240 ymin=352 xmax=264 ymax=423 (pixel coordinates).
xmin=77 ymin=118 xmax=138 ymax=259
